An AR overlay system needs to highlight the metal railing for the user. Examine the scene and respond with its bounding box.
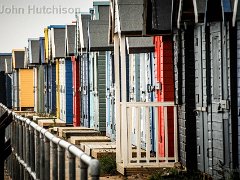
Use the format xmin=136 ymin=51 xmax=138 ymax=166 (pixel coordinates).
xmin=117 ymin=102 xmax=178 ymax=167
xmin=1 ymin=103 xmax=100 ymax=180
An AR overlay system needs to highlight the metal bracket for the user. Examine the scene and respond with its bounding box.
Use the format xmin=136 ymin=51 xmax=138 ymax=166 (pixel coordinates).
xmin=219 ymin=100 xmax=230 ymax=110
xmin=155 ymin=82 xmax=162 ymax=91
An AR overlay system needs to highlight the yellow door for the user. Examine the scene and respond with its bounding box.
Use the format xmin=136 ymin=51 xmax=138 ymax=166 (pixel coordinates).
xmin=44 ymin=28 xmax=49 ymax=63
xmin=19 ymin=69 xmax=34 ymax=108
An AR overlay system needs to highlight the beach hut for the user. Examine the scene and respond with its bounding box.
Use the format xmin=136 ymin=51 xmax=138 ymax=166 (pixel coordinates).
xmin=77 ymin=13 xmax=91 ymax=127
xmin=0 ymin=54 xmax=12 ymax=107
xmin=48 ymin=25 xmax=65 ymax=115
xmin=89 ymin=2 xmax=113 ymax=132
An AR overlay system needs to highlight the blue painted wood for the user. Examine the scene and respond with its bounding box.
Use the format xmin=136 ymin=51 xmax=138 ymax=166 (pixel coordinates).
xmin=81 ymin=53 xmax=90 ymax=127
xmin=89 ymin=53 xmax=95 ymax=129
xmin=149 ymin=52 xmax=156 ymax=152
xmin=106 ymin=51 xmax=115 ymax=140
xmin=64 ymin=57 xmax=73 ymax=124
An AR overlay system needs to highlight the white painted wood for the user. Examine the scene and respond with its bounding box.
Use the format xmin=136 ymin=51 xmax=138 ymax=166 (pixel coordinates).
xmin=136 ymin=107 xmax=141 ymax=163
xmin=232 ymin=0 xmax=238 ymax=26
xmin=34 ymin=67 xmax=38 ymax=112
xmin=174 ymin=106 xmax=178 ymax=162
xmin=114 ymin=35 xmax=121 ymax=163
xmin=120 ymin=35 xmax=128 ymax=166
xmin=127 ymin=107 xmax=132 ymax=161
xmin=193 ymin=0 xmax=198 ymax=23
xmin=155 ymin=107 xmax=159 ymax=163
xmin=146 ymin=107 xmax=150 ymax=163
xmin=164 ymin=107 xmax=168 ymax=162
xmin=93 ymin=52 xmax=99 ymax=130
xmin=177 ymin=0 xmax=183 ymax=29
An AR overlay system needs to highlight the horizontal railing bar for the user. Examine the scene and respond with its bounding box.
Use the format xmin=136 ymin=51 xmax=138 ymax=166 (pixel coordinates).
xmin=120 ymin=102 xmax=175 ymax=107
xmin=0 ymin=103 xmax=100 ymax=179
xmin=15 ymin=154 xmax=37 ymax=180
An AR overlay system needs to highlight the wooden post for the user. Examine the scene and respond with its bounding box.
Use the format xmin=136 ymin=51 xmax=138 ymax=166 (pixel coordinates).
xmin=114 ymin=35 xmax=121 ymax=163
xmin=120 ymin=35 xmax=128 ymax=166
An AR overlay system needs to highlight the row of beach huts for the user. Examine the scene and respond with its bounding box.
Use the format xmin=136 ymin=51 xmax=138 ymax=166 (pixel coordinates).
xmin=1 ymin=0 xmax=240 ymax=178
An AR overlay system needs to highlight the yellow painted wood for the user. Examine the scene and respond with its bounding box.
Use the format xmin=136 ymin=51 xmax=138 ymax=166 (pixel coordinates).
xmin=12 ymin=49 xmax=25 ymax=69
xmin=56 ymin=59 xmax=60 ymax=119
xmin=44 ymin=28 xmax=49 ymax=63
xmin=19 ymin=69 xmax=34 ymax=108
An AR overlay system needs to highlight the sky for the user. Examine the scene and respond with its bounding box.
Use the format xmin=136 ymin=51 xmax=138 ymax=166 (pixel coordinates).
xmin=0 ymin=0 xmax=98 ymax=52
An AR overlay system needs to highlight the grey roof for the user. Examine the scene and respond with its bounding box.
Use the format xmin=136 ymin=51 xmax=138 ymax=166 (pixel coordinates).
xmin=89 ymin=20 xmax=113 ymax=51
xmin=13 ymin=50 xmax=25 ymax=69
xmin=118 ymin=0 xmax=143 ymax=35
xmin=143 ymin=0 xmax=173 ymax=35
xmin=65 ymin=25 xmax=76 ymax=56
xmin=89 ymin=4 xmax=113 ymax=51
xmin=28 ymin=39 xmax=40 ymax=64
xmin=98 ymin=6 xmax=109 ymax=21
xmin=0 ymin=54 xmax=11 ymax=72
xmin=53 ymin=28 xmax=65 ymax=58
xmin=127 ymin=37 xmax=154 ymax=54
xmin=79 ymin=14 xmax=91 ymax=50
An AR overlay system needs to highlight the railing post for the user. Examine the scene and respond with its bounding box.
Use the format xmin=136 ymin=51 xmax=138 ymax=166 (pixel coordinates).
xmin=35 ymin=129 xmax=40 ymax=179
xmin=58 ymin=145 xmax=65 ymax=180
xmin=44 ymin=136 xmax=50 ymax=180
xmin=19 ymin=121 xmax=23 ymax=159
xmin=80 ymin=159 xmax=88 ymax=180
xmin=25 ymin=123 xmax=30 ymax=166
xmin=88 ymin=159 xmax=100 ymax=180
xmin=68 ymin=151 xmax=76 ymax=180
xmin=15 ymin=120 xmax=19 ymax=156
xmin=40 ymin=133 xmax=45 ymax=180
xmin=51 ymin=141 xmax=58 ymax=180
xmin=22 ymin=121 xmax=26 ymax=162
xmin=29 ymin=125 xmax=35 ymax=171
xmin=19 ymin=163 xmax=23 ymax=180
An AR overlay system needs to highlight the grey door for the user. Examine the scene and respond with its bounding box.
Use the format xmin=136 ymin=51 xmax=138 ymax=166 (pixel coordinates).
xmin=210 ymin=22 xmax=231 ymax=177
xmin=195 ymin=24 xmax=212 ymax=174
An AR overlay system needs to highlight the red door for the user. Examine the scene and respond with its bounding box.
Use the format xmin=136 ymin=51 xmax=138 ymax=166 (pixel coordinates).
xmin=154 ymin=36 xmax=174 ymax=157
xmin=72 ymin=56 xmax=80 ymax=126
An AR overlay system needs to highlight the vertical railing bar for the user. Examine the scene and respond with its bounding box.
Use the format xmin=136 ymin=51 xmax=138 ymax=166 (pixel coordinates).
xmin=25 ymin=124 xmax=30 ymax=166
xmin=44 ymin=136 xmax=50 ymax=180
xmin=35 ymin=130 xmax=40 ymax=179
xmin=16 ymin=121 xmax=19 ymax=157
xmin=40 ymin=133 xmax=45 ymax=180
xmin=136 ymin=107 xmax=141 ymax=164
xmin=19 ymin=121 xmax=23 ymax=159
xmin=51 ymin=141 xmax=58 ymax=180
xmin=127 ymin=107 xmax=132 ymax=162
xmin=80 ymin=159 xmax=88 ymax=180
xmin=155 ymin=106 xmax=159 ymax=164
xmin=30 ymin=126 xmax=35 ymax=171
xmin=22 ymin=121 xmax=25 ymax=162
xmin=58 ymin=145 xmax=65 ymax=180
xmin=164 ymin=107 xmax=168 ymax=162
xmin=68 ymin=151 xmax=76 ymax=180
xmin=146 ymin=107 xmax=150 ymax=163
xmin=174 ymin=106 xmax=178 ymax=162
